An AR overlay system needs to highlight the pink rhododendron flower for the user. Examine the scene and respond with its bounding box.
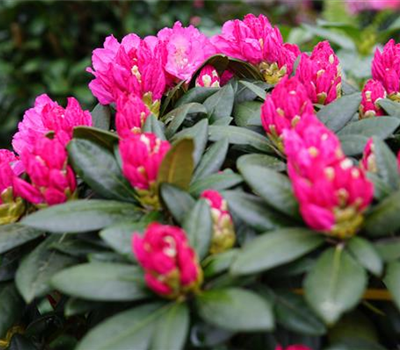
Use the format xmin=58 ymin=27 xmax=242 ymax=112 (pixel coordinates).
xmin=119 ymin=133 xmax=170 ymax=208
xmin=275 ymin=345 xmax=313 ymax=350
xmin=14 ymin=136 xmax=76 ymax=206
xmin=261 ymin=76 xmax=314 ymax=150
xmin=283 ymin=114 xmax=344 ymax=176
xmin=211 ymin=14 xmax=300 ymax=83
xmin=132 ymin=223 xmax=203 ymax=298
xmin=296 ymin=41 xmax=341 ymax=105
xmin=360 ymin=79 xmax=387 ymax=118
xmin=12 ymin=94 xmax=91 ymax=156
xmin=361 ymin=138 xmax=377 ymax=172
xmin=195 ymin=65 xmax=221 ymax=88
xmin=115 ymin=93 xmax=150 ymax=137
xmin=371 ymin=39 xmax=400 ymax=100
xmin=347 ymin=0 xmax=400 ymax=13
xmin=87 ymin=34 xmax=166 ymax=113
xmin=157 ymin=21 xmax=216 ymax=82
xmin=0 ymin=150 xmax=25 ymax=224
xmin=201 ymin=189 xmax=235 ymax=254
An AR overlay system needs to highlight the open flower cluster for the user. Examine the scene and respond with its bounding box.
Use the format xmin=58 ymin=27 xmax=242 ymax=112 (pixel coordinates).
xmin=4 ymin=12 xmax=400 ymax=350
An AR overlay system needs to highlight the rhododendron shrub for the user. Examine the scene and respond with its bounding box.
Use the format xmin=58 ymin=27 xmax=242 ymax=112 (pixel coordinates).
xmin=3 ymin=14 xmax=400 ymax=350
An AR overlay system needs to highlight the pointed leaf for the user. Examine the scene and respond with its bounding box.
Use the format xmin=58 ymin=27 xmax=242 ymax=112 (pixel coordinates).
xmin=203 ymin=84 xmax=234 ymax=121
xmin=347 ymin=237 xmax=383 ymax=277
xmin=338 ymin=117 xmax=400 ymax=139
xmin=0 ymin=224 xmax=42 ymax=254
xmin=189 ymin=170 xmax=243 ymax=197
xmin=160 ymin=184 xmax=195 ymax=224
xmin=233 ymin=101 xmax=263 ymax=127
xmin=384 ymin=261 xmax=400 ymax=311
xmin=238 ymin=81 xmax=267 ymax=100
xmin=142 ymin=114 xmax=166 ymax=140
xmin=372 ymin=136 xmax=399 ymax=190
xmin=176 ymin=87 xmax=219 ymax=107
xmin=0 ymin=283 xmax=24 ymax=338
xmin=73 ymin=126 xmax=119 ymax=152
xmin=91 ymin=103 xmax=111 ymax=130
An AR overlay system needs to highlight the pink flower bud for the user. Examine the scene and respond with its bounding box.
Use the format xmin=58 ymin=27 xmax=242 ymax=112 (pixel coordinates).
xmin=119 ymin=133 xmax=171 ymax=208
xmin=200 ymin=189 xmax=236 ymax=254
xmin=275 ymin=345 xmax=313 ymax=350
xmin=361 ymin=138 xmax=377 ymax=173
xmin=157 ymin=21 xmax=216 ymax=83
xmin=12 ymin=94 xmax=91 ymax=156
xmin=371 ymin=39 xmax=400 ymax=99
xmin=296 ymin=41 xmax=341 ymax=104
xmin=211 ymin=14 xmax=300 ymax=84
xmin=132 ymin=223 xmax=203 ymax=298
xmin=261 ymin=76 xmax=314 ymax=150
xmin=116 ymin=93 xmax=150 ymax=137
xmin=360 ymin=79 xmax=387 ymax=118
xmin=195 ymin=65 xmax=221 ymax=88
xmin=14 ymin=136 xmax=77 ymax=207
xmin=347 ymin=0 xmax=400 ymax=13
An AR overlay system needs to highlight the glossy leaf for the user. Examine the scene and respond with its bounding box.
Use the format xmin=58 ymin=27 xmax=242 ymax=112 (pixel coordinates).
xmin=160 ymin=184 xmax=195 ymax=224
xmin=338 ymin=117 xmax=400 ymax=139
xmin=372 ymin=136 xmax=399 ymax=190
xmin=176 ymin=87 xmax=219 ymax=107
xmin=384 ymin=261 xmax=400 ymax=311
xmin=347 ymin=237 xmax=383 ymax=277
xmin=0 ymin=283 xmax=24 ymax=338
xmin=189 ymin=170 xmax=243 ymax=197
xmin=233 ymin=101 xmax=263 ymax=127
xmin=238 ymin=81 xmax=267 ymax=100
xmin=203 ymin=84 xmax=234 ymax=121
xmin=73 ymin=126 xmax=119 ymax=152
xmin=91 ymin=103 xmax=111 ymax=130
xmin=142 ymin=114 xmax=166 ymax=140
xmin=0 ymin=224 xmax=42 ymax=254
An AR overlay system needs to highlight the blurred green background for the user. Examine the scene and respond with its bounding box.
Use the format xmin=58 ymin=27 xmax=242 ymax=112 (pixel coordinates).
xmin=1 ymin=0 xmax=400 ymax=148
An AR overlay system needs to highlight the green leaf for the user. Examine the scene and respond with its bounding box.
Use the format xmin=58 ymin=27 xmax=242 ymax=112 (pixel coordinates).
xmin=367 ymin=172 xmax=392 ymax=200
xmin=196 ymin=288 xmax=274 ymax=332
xmin=372 ymin=136 xmax=399 ymax=190
xmin=338 ymin=117 xmax=400 ymax=139
xmin=16 ymin=236 xmax=77 ymax=303
xmin=51 ymin=262 xmax=148 ymax=301
xmin=209 ymin=125 xmax=272 ymax=153
xmin=0 ymin=224 xmax=42 ymax=254
xmin=0 ymin=283 xmax=24 ymax=338
xmin=364 ymin=190 xmax=400 ymax=237
xmin=163 ymin=103 xmax=207 ymax=139
xmin=378 ymin=98 xmax=400 ymax=118
xmin=65 ymin=298 xmax=100 ymax=317
xmin=384 ymin=261 xmax=400 ymax=311
xmin=374 ymin=237 xmax=400 ymax=262
xmin=73 ymin=126 xmax=119 ymax=152
xmin=203 ymin=84 xmax=234 ymax=121
xmin=233 ymin=101 xmax=263 ymax=127
xmin=160 ymin=184 xmax=195 ymax=224
xmin=238 ymin=159 xmax=299 ymax=218
xmin=274 ymin=291 xmax=326 ymax=336
xmin=347 ymin=237 xmax=383 ymax=277
xmin=317 ymin=93 xmax=361 ymax=132
xmin=326 ymin=338 xmax=386 ymax=350
xmin=183 ymin=199 xmax=212 ymax=260
xmin=171 ymin=119 xmax=208 ymax=167
xmin=160 ymin=80 xmax=186 ymax=116
xmin=222 ymin=190 xmax=294 ymax=232
xmin=304 ymin=247 xmax=367 ymax=325
xmin=302 ymin=24 xmax=356 ymax=50
xmin=68 ymin=139 xmax=137 ymax=203
xmin=237 ymin=153 xmax=286 ymax=171
xmin=238 ymin=81 xmax=266 ymax=100
xmin=151 ymin=302 xmax=189 ymax=350
xmin=157 ymin=138 xmax=194 ymax=190
xmin=189 ymin=170 xmax=243 ymax=197
xmin=142 ymin=114 xmax=166 ymax=140
xmin=231 ymin=228 xmax=323 ymax=276
xmin=176 ymin=87 xmax=219 ymax=107
xmin=22 ymin=200 xmax=143 ymax=234
xmin=212 ymin=116 xmax=233 ymax=126
xmin=76 ymin=303 xmax=167 ymax=350
xmin=338 ymin=134 xmax=369 ymax=156
xmin=203 ymin=249 xmax=239 ymax=278
xmin=192 ymin=138 xmax=229 ymax=182
xmin=228 ymin=59 xmax=263 ymax=80
xmin=91 ymin=103 xmax=111 ymax=130
xmin=100 ymin=222 xmax=147 ymax=260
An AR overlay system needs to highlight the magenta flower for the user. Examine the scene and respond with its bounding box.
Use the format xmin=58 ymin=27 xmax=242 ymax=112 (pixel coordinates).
xmin=87 ymin=34 xmax=166 ymax=112
xmin=132 ymin=223 xmax=203 ymax=298
xmin=296 ymin=41 xmax=341 ymax=105
xmin=13 ymin=136 xmax=77 ymax=207
xmin=195 ymin=65 xmax=221 ymax=88
xmin=0 ymin=150 xmax=25 ymax=224
xmin=157 ymin=21 xmax=216 ymax=83
xmin=119 ymin=133 xmax=171 ymax=208
xmin=360 ymin=79 xmax=387 ymax=118
xmin=201 ymin=189 xmax=235 ymax=254
xmin=361 ymin=138 xmax=377 ymax=173
xmin=275 ymin=345 xmax=313 ymax=350
xmin=347 ymin=0 xmax=400 ymax=13
xmin=211 ymin=14 xmax=300 ymax=83
xmin=261 ymin=76 xmax=314 ymax=150
xmin=12 ymin=94 xmax=91 ymax=156
xmin=372 ymin=39 xmax=400 ymax=99
xmin=116 ymin=93 xmax=150 ymax=137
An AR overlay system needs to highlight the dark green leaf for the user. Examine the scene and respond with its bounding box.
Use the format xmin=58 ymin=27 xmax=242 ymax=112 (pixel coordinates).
xmin=338 ymin=134 xmax=369 ymax=156
xmin=203 ymin=249 xmax=239 ymax=278
xmin=160 ymin=184 xmax=195 ymax=224
xmin=326 ymin=338 xmax=386 ymax=350
xmin=203 ymin=84 xmax=234 ymax=121
xmin=238 ymin=81 xmax=266 ymax=100
xmin=209 ymin=125 xmax=272 ymax=153
xmin=347 ymin=237 xmax=383 ymax=277
xmin=372 ymin=136 xmax=399 ymax=190
xmin=151 ymin=302 xmax=189 ymax=350
xmin=142 ymin=114 xmax=166 ymax=140
xmin=16 ymin=236 xmax=77 ymax=303
xmin=367 ymin=172 xmax=392 ymax=200
xmin=338 ymin=117 xmax=400 ymax=139
xmin=374 ymin=238 xmax=400 ymax=262
xmin=317 ymin=93 xmax=361 ymax=132
xmin=73 ymin=126 xmax=119 ymax=152
xmin=91 ymin=103 xmax=111 ymax=130
xmin=0 ymin=283 xmax=24 ymax=338
xmin=231 ymin=228 xmax=323 ymax=276
xmin=176 ymin=87 xmax=219 ymax=107
xmin=304 ymin=247 xmax=367 ymax=325
xmin=22 ymin=200 xmax=143 ymax=234
xmin=237 ymin=153 xmax=286 ymax=171
xmin=52 ymin=262 xmax=148 ymax=301
xmin=212 ymin=117 xmax=233 ymax=126
xmin=0 ymin=224 xmax=42 ymax=254
xmin=68 ymin=139 xmax=137 ymax=203
xmin=233 ymin=101 xmax=263 ymax=127
xmin=189 ymin=170 xmax=243 ymax=197
xmin=196 ymin=288 xmax=274 ymax=332
xmin=378 ymin=98 xmax=400 ymax=117
xmin=65 ymin=298 xmax=100 ymax=317
xmin=228 ymin=59 xmax=263 ymax=80
xmin=384 ymin=261 xmax=400 ymax=311
xmin=192 ymin=138 xmax=229 ymax=182
xmin=183 ymin=199 xmax=212 ymax=260
xmin=302 ymin=24 xmax=356 ymax=50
